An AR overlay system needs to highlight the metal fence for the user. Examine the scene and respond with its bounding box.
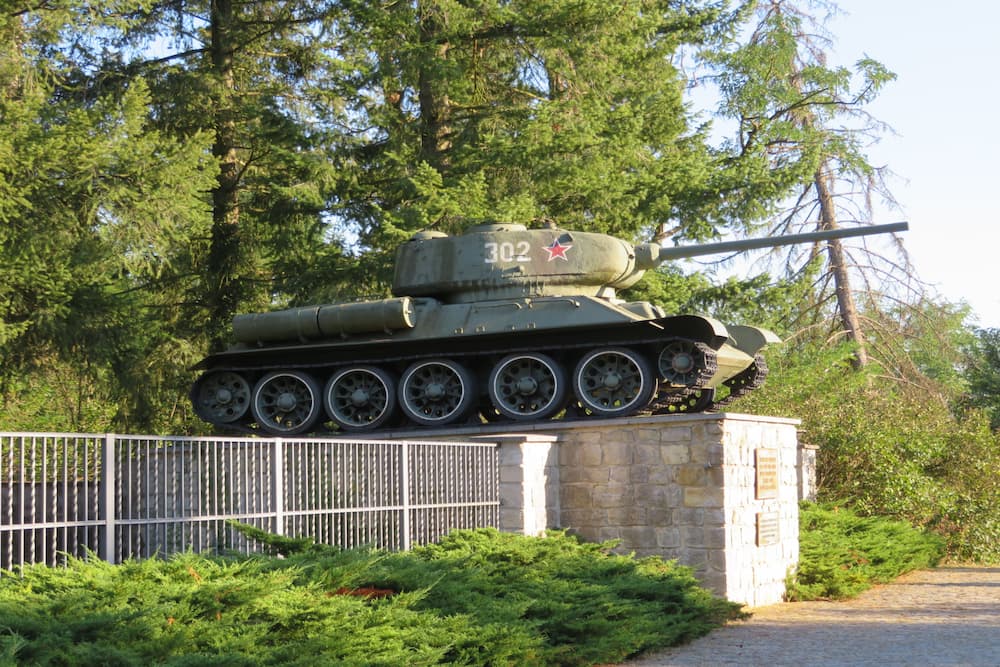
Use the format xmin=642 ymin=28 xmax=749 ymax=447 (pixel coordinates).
xmin=1 ymin=432 xmax=499 ymax=572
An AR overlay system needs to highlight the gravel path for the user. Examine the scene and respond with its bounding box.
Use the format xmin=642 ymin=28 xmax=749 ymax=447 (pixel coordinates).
xmin=625 ymin=565 xmax=1000 ymax=667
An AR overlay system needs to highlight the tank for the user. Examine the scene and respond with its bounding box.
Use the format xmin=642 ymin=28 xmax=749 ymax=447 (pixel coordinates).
xmin=190 ymin=221 xmax=908 ymax=435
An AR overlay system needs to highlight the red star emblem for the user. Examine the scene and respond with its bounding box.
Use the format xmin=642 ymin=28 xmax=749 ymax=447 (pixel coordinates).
xmin=543 ymin=239 xmax=572 ymax=261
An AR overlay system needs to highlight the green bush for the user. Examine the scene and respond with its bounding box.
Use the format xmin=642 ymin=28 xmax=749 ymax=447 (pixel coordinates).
xmin=367 ymin=529 xmax=743 ymax=665
xmin=787 ymin=502 xmax=945 ymax=601
xmin=0 ymin=529 xmax=742 ymax=666
xmin=738 ymin=342 xmax=1000 ymax=562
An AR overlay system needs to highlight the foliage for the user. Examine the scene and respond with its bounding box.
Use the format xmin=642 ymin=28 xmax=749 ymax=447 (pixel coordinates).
xmin=0 ymin=7 xmax=217 ymax=434
xmin=0 ymin=553 xmax=461 ymax=666
xmin=695 ymin=0 xmax=907 ymax=371
xmin=330 ymin=0 xmax=733 ymax=284
xmin=699 ymin=0 xmax=897 ymax=231
xmin=370 ymin=529 xmax=743 ymax=665
xmin=0 ymin=529 xmax=742 ymax=666
xmin=0 ymin=358 xmax=117 ymax=433
xmin=737 ymin=336 xmax=1000 ymax=563
xmin=869 ymin=299 xmax=975 ymax=398
xmin=787 ymin=502 xmax=944 ymax=601
xmin=2 ymin=0 xmax=347 ymax=431
xmin=963 ymin=327 xmax=1000 ymax=430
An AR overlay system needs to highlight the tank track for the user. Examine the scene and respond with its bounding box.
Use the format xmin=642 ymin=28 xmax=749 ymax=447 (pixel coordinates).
xmin=712 ymin=354 xmax=768 ymax=409
xmin=649 ymin=388 xmax=715 ymax=415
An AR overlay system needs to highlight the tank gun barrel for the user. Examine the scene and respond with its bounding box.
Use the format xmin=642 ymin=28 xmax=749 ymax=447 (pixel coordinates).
xmin=641 ymin=221 xmax=908 ymax=268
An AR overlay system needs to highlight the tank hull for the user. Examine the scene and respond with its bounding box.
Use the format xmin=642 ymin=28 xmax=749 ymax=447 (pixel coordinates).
xmin=191 ymin=296 xmax=776 ymax=435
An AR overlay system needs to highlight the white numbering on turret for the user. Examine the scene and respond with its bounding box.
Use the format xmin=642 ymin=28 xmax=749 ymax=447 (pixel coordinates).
xmin=483 ymin=241 xmax=531 ymax=263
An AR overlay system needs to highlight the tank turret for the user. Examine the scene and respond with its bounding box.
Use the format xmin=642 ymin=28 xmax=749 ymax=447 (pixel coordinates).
xmin=190 ymin=221 xmax=907 ymax=435
xmin=391 ymin=221 xmax=908 ymax=302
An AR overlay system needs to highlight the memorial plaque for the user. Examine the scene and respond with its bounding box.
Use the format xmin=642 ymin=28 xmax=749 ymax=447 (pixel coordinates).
xmin=755 ymin=448 xmax=779 ymax=499
xmin=756 ymin=511 xmax=780 ymax=546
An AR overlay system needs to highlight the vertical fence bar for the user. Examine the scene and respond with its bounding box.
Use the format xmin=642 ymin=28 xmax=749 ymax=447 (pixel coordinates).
xmin=2 ymin=436 xmax=9 ymax=572
xmin=272 ymin=438 xmax=284 ymax=536
xmin=400 ymin=441 xmax=411 ymax=551
xmin=101 ymin=434 xmax=117 ymax=563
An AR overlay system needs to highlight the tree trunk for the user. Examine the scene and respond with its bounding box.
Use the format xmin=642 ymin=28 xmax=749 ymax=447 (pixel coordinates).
xmin=814 ymin=162 xmax=869 ymax=368
xmin=2 ymin=12 xmax=27 ymax=100
xmin=207 ymin=0 xmax=243 ymax=352
xmin=417 ymin=8 xmax=452 ymax=170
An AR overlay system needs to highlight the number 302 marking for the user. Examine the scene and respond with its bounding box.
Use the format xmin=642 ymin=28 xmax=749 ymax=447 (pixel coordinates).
xmin=484 ymin=241 xmax=531 ymax=263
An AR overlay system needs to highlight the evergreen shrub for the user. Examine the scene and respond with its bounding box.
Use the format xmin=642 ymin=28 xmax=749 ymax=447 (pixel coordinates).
xmin=739 ymin=342 xmax=1000 ymax=562
xmin=0 ymin=528 xmax=742 ymax=666
xmin=787 ymin=502 xmax=945 ymax=601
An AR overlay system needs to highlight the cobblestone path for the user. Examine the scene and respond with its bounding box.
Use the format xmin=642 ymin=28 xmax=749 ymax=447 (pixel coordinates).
xmin=625 ymin=565 xmax=1000 ymax=667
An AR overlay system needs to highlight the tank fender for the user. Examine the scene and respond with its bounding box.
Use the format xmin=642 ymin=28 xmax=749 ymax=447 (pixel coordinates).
xmin=654 ymin=314 xmax=731 ymax=349
xmin=725 ymin=324 xmax=782 ymax=356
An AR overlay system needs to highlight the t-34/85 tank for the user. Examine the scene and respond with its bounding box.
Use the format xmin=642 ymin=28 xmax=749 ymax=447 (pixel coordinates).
xmin=190 ymin=221 xmax=907 ymax=435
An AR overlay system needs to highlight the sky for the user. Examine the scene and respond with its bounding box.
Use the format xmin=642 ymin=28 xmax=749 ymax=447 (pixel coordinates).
xmin=824 ymin=0 xmax=1000 ymax=328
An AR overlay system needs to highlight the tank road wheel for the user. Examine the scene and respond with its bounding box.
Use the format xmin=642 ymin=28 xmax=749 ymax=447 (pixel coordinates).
xmin=191 ymin=371 xmax=251 ymax=425
xmin=399 ymin=359 xmax=477 ymax=427
xmin=251 ymin=370 xmax=323 ymax=435
xmin=572 ymin=347 xmax=656 ymax=418
xmin=658 ymin=339 xmax=713 ymax=386
xmin=324 ymin=366 xmax=397 ymax=432
xmin=488 ymin=353 xmax=568 ymax=421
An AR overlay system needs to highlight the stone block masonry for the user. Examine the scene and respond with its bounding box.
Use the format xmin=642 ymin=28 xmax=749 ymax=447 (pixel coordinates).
xmin=401 ymin=412 xmax=804 ymax=607
xmin=544 ymin=414 xmax=801 ymax=607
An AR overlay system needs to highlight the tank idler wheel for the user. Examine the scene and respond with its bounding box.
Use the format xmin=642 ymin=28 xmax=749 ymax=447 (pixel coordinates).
xmin=488 ymin=353 xmax=568 ymax=421
xmin=572 ymin=347 xmax=657 ymax=418
xmin=325 ymin=366 xmax=397 ymax=432
xmin=399 ymin=359 xmax=477 ymax=427
xmin=191 ymin=371 xmax=252 ymax=424
xmin=658 ymin=339 xmax=713 ymax=386
xmin=251 ymin=370 xmax=323 ymax=436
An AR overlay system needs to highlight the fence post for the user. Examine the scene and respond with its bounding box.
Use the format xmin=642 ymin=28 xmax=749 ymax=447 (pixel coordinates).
xmin=272 ymin=438 xmax=284 ymax=536
xmin=101 ymin=433 xmax=117 ymax=563
xmin=400 ymin=442 xmax=411 ymax=551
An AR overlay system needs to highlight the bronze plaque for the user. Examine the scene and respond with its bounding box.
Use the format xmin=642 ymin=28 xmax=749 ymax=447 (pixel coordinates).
xmin=755 ymin=448 xmax=779 ymax=499
xmin=757 ymin=511 xmax=780 ymax=546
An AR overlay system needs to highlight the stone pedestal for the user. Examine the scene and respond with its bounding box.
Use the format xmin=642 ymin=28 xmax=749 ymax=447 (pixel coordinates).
xmin=494 ymin=434 xmax=559 ymax=536
xmin=798 ymin=443 xmax=819 ymax=502
xmin=406 ymin=413 xmax=804 ymax=607
xmin=472 ymin=413 xmax=802 ymax=607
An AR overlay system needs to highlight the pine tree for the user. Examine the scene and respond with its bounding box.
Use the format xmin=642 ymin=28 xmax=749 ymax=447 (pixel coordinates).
xmin=0 ymin=2 xmax=216 ymax=431
xmin=101 ymin=0 xmax=350 ymax=349
xmin=699 ymin=0 xmax=907 ymax=365
xmin=329 ymin=0 xmax=730 ymax=286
